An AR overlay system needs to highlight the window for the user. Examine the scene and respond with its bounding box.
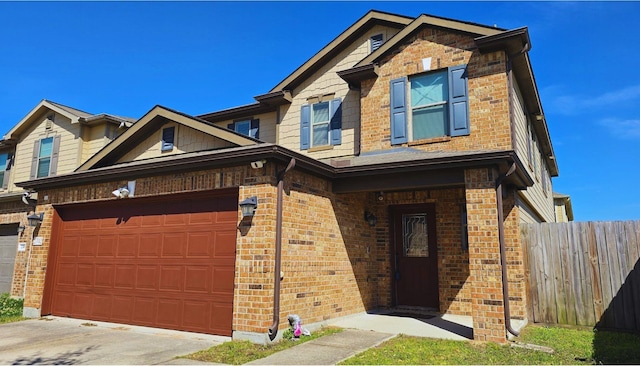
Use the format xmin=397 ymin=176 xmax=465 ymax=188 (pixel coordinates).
xmin=227 ymin=119 xmax=259 ymax=139
xmin=370 ymin=33 xmax=383 ymax=52
xmin=410 ymin=70 xmax=448 ymax=140
xmin=30 ymin=136 xmax=60 ymax=179
xmin=0 ymin=153 xmax=8 ymax=189
xmin=161 ymin=126 xmax=175 ymax=151
xmin=300 ymin=98 xmax=342 ymax=150
xmin=390 ymin=65 xmax=469 ymax=145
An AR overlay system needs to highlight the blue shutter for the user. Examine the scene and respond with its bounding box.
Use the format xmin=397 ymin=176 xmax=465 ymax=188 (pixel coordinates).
xmin=300 ymin=104 xmax=310 ymax=150
xmin=448 ymin=65 xmax=470 ymax=136
xmin=329 ymin=98 xmax=342 ymax=145
xmin=250 ymin=119 xmax=259 ymax=139
xmin=390 ymin=77 xmax=408 ymax=145
xmin=227 ymin=123 xmax=234 ymax=130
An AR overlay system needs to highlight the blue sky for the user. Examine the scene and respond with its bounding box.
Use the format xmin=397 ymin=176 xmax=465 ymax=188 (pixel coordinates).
xmin=0 ymin=1 xmax=638 ymax=221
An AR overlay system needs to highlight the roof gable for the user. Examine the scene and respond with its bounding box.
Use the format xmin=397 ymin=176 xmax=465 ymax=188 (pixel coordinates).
xmin=4 ymin=99 xmax=90 ymax=140
xmin=268 ymin=10 xmax=412 ymax=93
xmin=77 ymin=105 xmax=260 ymax=171
xmin=355 ymin=13 xmax=503 ymax=68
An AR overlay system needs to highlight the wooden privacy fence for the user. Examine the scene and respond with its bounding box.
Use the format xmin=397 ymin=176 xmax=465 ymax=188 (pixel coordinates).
xmin=521 ymin=221 xmax=640 ymax=332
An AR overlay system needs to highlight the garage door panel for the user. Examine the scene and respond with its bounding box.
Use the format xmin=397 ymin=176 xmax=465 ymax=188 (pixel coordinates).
xmin=183 ymin=300 xmax=209 ymax=328
xmin=60 ymin=236 xmax=79 ymax=257
xmin=184 ymin=266 xmax=209 ymax=293
xmin=79 ymin=236 xmax=98 ymax=257
xmin=210 ymin=302 xmax=233 ymax=336
xmin=72 ymin=293 xmax=93 ymax=317
xmin=95 ymin=265 xmax=114 ymax=287
xmin=161 ymin=233 xmax=187 ymax=257
xmin=76 ymin=264 xmax=94 ymax=286
xmin=112 ymin=296 xmax=133 ymax=321
xmin=117 ymin=235 xmax=138 ymax=257
xmin=212 ymin=267 xmax=235 ymax=292
xmin=92 ymin=294 xmax=112 ymax=317
xmin=50 ymin=191 xmax=237 ymax=336
xmin=156 ymin=299 xmax=181 ymax=327
xmin=114 ymin=265 xmax=135 ymax=288
xmin=215 ymin=231 xmax=237 ymax=257
xmin=133 ymin=297 xmax=157 ymax=324
xmin=159 ymin=265 xmax=183 ymax=291
xmin=136 ymin=265 xmax=158 ymax=290
xmin=97 ymin=236 xmax=117 ymax=257
xmin=139 ymin=235 xmax=162 ymax=257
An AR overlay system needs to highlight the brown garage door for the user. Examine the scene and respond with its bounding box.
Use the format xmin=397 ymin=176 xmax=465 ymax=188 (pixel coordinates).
xmin=43 ymin=190 xmax=238 ymax=336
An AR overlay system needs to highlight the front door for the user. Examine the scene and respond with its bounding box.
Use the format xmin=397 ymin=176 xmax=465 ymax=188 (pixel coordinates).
xmin=391 ymin=204 xmax=439 ymax=308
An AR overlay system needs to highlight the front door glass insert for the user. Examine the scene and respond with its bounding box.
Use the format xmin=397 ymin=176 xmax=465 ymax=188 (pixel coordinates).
xmin=402 ymin=213 xmax=428 ymax=257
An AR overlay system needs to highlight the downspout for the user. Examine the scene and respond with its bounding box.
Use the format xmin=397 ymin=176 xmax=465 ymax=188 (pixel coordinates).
xmin=495 ymin=162 xmax=520 ymax=338
xmin=268 ymin=158 xmax=296 ymax=341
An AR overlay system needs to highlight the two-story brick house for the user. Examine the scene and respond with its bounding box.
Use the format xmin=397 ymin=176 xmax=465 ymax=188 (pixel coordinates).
xmin=0 ymin=100 xmax=132 ymax=296
xmin=13 ymin=10 xmax=557 ymax=343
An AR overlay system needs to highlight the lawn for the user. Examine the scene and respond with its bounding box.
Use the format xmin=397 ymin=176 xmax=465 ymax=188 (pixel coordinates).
xmin=341 ymin=325 xmax=640 ymax=365
xmin=0 ymin=293 xmax=24 ymax=324
xmin=183 ymin=326 xmax=343 ymax=365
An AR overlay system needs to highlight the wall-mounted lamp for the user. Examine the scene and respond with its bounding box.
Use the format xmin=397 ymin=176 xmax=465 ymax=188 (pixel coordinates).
xmin=364 ymin=211 xmax=377 ymax=227
xmin=27 ymin=212 xmax=44 ymax=227
xmin=376 ymin=191 xmax=384 ymax=201
xmin=17 ymin=225 xmax=25 ymax=234
xmin=239 ymin=196 xmax=258 ymax=218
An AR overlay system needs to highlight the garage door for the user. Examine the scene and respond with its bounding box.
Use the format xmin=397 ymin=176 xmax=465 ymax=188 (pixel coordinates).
xmin=0 ymin=224 xmax=19 ymax=294
xmin=44 ymin=190 xmax=238 ymax=336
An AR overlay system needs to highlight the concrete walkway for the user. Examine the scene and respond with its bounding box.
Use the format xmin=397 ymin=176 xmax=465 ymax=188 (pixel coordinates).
xmin=246 ymin=329 xmax=395 ymax=365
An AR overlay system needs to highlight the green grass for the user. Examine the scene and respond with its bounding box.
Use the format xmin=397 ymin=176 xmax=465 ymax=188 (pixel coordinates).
xmin=183 ymin=326 xmax=343 ymax=365
xmin=0 ymin=293 xmax=24 ymax=324
xmin=341 ymin=325 xmax=640 ymax=365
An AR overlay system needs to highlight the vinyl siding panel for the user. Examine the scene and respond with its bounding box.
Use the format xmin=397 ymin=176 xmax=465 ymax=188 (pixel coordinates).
xmin=512 ymin=78 xmax=529 ymax=167
xmin=116 ymin=123 xmax=235 ymax=163
xmin=81 ymin=124 xmax=113 ymax=164
xmin=10 ymin=112 xmax=81 ymax=192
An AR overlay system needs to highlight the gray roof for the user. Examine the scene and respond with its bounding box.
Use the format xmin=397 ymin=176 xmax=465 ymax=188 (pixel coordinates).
xmin=322 ymin=147 xmax=500 ymax=168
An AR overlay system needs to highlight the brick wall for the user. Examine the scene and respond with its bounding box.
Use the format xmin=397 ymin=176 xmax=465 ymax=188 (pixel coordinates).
xmin=0 ymin=200 xmax=32 ymax=297
xmin=360 ymin=27 xmax=510 ymax=153
xmin=464 ymin=168 xmax=506 ymax=342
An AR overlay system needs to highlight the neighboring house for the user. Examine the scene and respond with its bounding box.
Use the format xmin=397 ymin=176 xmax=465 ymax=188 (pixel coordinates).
xmin=13 ymin=10 xmax=559 ymax=344
xmin=553 ymin=192 xmax=574 ymax=222
xmin=0 ymin=100 xmax=133 ymax=296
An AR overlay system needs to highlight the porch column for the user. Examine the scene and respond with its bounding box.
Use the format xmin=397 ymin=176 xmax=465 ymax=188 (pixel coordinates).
xmin=464 ymin=168 xmax=507 ymax=343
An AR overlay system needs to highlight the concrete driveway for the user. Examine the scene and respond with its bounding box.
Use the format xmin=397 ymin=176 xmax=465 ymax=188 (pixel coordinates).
xmin=0 ymin=316 xmax=229 ymax=365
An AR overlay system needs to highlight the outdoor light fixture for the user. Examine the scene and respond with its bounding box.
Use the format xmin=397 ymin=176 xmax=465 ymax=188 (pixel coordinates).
xmin=112 ymin=181 xmax=136 ymax=199
xmin=17 ymin=225 xmax=25 ymax=234
xmin=364 ymin=211 xmax=377 ymax=227
xmin=239 ymin=196 xmax=258 ymax=218
xmin=27 ymin=212 xmax=44 ymax=227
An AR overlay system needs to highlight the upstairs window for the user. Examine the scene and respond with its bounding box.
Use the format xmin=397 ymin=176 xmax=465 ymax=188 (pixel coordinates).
xmin=0 ymin=153 xmax=8 ymax=189
xmin=390 ymin=65 xmax=469 ymax=145
xmin=161 ymin=126 xmax=175 ymax=151
xmin=227 ymin=119 xmax=259 ymax=139
xmin=30 ymin=136 xmax=60 ymax=179
xmin=370 ymin=33 xmax=384 ymax=52
xmin=300 ymin=98 xmax=342 ymax=150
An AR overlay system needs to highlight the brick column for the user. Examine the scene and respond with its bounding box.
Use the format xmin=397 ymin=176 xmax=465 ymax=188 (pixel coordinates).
xmin=464 ymin=168 xmax=506 ymax=343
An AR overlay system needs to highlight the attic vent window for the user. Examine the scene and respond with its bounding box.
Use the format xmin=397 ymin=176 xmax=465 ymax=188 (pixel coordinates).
xmin=45 ymin=114 xmax=54 ymax=129
xmin=161 ymin=126 xmax=175 ymax=151
xmin=370 ymin=34 xmax=384 ymax=52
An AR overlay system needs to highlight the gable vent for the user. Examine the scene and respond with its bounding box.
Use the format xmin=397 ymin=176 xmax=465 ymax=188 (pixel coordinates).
xmin=370 ymin=34 xmax=384 ymax=52
xmin=45 ymin=114 xmax=54 ymax=129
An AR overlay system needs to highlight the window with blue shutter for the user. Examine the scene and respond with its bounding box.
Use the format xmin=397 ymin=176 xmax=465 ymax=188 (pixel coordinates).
xmin=161 ymin=126 xmax=175 ymax=151
xmin=300 ymin=98 xmax=342 ymax=150
xmin=390 ymin=65 xmax=469 ymax=145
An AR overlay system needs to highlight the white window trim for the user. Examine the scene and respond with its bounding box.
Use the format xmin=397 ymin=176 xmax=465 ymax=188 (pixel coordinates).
xmin=37 ymin=136 xmax=54 ymax=178
xmin=407 ymin=70 xmax=449 ymax=141
xmin=311 ymin=101 xmax=330 ymax=147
